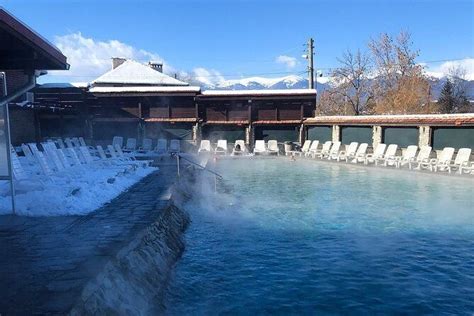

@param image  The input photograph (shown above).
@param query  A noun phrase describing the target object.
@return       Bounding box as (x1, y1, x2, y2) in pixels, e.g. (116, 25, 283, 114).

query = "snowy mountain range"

(195, 74, 474, 101)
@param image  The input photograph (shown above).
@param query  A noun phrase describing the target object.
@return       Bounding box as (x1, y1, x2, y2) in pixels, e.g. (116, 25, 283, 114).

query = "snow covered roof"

(200, 89, 317, 97)
(92, 60, 189, 86)
(37, 82, 89, 89)
(89, 86, 201, 94)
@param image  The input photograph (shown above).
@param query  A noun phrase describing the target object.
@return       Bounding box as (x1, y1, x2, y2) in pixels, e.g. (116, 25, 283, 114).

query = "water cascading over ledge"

(69, 202, 190, 315)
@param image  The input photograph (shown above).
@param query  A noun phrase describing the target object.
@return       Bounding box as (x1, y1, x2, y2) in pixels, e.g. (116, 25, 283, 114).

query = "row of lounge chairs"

(198, 139, 280, 156)
(11, 138, 152, 185)
(112, 136, 181, 154)
(294, 140, 473, 174)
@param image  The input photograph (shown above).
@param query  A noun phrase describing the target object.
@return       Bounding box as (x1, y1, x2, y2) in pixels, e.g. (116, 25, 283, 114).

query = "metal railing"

(173, 153, 223, 193)
(173, 153, 223, 179)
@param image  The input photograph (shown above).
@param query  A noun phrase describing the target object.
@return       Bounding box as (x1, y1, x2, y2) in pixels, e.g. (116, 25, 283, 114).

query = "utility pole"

(307, 38, 314, 89)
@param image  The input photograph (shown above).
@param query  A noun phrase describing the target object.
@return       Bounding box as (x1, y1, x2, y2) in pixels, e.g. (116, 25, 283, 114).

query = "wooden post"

(299, 124, 305, 144)
(245, 124, 254, 148)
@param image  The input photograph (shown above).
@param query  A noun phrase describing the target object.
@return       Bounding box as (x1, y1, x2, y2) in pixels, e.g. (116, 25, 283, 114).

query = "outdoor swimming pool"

(165, 158, 474, 314)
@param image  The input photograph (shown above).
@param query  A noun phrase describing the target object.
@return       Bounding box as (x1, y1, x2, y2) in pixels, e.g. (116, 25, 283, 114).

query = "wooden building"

(34, 58, 202, 146)
(197, 89, 316, 145)
(0, 7, 68, 145)
(32, 58, 317, 148)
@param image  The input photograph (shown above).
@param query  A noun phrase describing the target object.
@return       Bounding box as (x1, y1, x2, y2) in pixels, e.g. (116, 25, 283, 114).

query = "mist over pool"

(165, 158, 474, 314)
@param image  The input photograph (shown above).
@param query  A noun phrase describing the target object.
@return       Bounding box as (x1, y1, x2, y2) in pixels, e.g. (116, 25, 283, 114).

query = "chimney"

(148, 61, 163, 73)
(112, 57, 127, 69)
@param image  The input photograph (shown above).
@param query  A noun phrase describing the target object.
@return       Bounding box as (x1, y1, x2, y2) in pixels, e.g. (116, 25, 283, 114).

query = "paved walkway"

(0, 164, 177, 315)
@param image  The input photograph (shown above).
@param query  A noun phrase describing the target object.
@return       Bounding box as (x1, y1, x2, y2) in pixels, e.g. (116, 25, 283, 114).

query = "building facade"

(31, 58, 317, 149)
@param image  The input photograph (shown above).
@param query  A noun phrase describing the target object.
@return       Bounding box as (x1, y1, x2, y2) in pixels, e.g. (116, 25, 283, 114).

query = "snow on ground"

(0, 157, 158, 216)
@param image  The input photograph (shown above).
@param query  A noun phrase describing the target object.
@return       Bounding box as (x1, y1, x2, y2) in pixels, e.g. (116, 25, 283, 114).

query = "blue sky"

(1, 0, 473, 83)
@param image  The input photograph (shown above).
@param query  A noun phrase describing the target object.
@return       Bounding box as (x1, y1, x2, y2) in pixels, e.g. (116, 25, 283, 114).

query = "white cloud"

(275, 55, 298, 69)
(191, 67, 225, 88)
(46, 32, 173, 82)
(423, 58, 474, 80)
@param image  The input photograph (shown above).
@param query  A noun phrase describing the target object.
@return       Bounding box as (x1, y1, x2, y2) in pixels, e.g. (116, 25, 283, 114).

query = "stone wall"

(70, 203, 190, 315)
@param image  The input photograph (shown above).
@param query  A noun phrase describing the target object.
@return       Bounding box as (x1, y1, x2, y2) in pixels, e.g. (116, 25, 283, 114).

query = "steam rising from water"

(166, 158, 474, 314)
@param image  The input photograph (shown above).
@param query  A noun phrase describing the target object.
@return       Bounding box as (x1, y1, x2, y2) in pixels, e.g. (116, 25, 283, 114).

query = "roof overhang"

(304, 114, 474, 127)
(0, 7, 68, 70)
(89, 86, 201, 97)
(144, 118, 197, 123)
(199, 89, 316, 98)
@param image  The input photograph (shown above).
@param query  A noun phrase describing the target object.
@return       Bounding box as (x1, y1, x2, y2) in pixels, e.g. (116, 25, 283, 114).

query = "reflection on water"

(165, 158, 474, 314)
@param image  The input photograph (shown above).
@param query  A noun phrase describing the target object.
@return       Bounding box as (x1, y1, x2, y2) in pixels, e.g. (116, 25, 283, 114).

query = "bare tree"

(445, 66, 471, 112)
(328, 49, 374, 115)
(368, 31, 432, 114)
(317, 90, 346, 115)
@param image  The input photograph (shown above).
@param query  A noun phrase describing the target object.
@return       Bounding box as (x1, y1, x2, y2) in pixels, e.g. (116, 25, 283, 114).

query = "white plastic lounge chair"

(326, 141, 342, 160)
(336, 142, 358, 162)
(408, 146, 432, 170)
(78, 137, 87, 147)
(11, 149, 29, 181)
(141, 138, 153, 152)
(71, 137, 81, 148)
(124, 138, 137, 152)
(420, 147, 455, 172)
(112, 136, 124, 149)
(198, 140, 212, 154)
(115, 145, 135, 160)
(386, 145, 417, 168)
(97, 145, 109, 160)
(64, 138, 74, 148)
(21, 143, 35, 164)
(56, 148, 72, 168)
(169, 139, 181, 153)
(374, 144, 398, 166)
(155, 139, 168, 154)
(232, 140, 247, 155)
(386, 145, 418, 168)
(364, 144, 387, 165)
(9, 147, 45, 191)
(41, 142, 67, 167)
(300, 140, 312, 156)
(64, 148, 82, 167)
(306, 140, 320, 157)
(95, 145, 134, 172)
(288, 140, 311, 157)
(253, 140, 267, 155)
(267, 140, 279, 155)
(438, 148, 471, 173)
(42, 142, 66, 171)
(28, 144, 54, 176)
(460, 161, 474, 175)
(79, 146, 97, 164)
(215, 140, 228, 155)
(313, 141, 332, 159)
(346, 143, 368, 163)
(56, 138, 66, 150)
(108, 145, 143, 168)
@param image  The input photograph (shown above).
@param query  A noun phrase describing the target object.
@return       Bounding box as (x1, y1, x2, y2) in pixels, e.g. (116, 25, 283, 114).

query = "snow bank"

(0, 160, 158, 216)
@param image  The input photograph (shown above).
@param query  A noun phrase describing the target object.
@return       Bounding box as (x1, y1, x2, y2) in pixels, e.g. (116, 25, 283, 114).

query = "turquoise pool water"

(165, 158, 474, 314)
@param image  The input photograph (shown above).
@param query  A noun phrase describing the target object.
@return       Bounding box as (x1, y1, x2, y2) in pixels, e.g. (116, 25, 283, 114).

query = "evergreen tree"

(438, 79, 456, 113)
